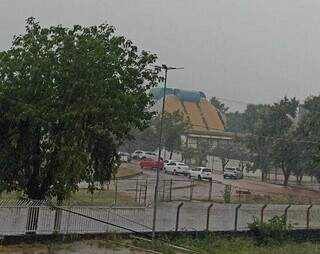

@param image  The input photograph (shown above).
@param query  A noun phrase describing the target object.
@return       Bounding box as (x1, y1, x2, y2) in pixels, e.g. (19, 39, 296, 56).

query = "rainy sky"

(1, 0, 320, 111)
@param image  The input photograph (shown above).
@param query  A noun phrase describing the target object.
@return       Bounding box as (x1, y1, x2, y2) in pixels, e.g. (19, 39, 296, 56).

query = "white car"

(131, 150, 145, 160)
(164, 159, 176, 165)
(223, 167, 244, 179)
(143, 151, 157, 160)
(132, 150, 157, 160)
(189, 167, 213, 180)
(164, 162, 189, 175)
(118, 152, 131, 163)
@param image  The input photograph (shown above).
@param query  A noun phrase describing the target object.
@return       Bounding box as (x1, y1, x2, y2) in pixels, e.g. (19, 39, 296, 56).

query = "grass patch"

(0, 188, 138, 206)
(65, 189, 138, 206)
(133, 235, 320, 254)
(116, 163, 141, 179)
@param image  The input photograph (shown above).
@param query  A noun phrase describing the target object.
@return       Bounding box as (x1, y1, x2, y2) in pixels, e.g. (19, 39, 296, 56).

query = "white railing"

(0, 201, 318, 236)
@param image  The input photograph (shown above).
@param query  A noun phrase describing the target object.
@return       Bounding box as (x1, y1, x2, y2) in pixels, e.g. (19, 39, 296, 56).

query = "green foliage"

(170, 235, 317, 254)
(123, 127, 159, 153)
(210, 96, 229, 113)
(123, 110, 188, 157)
(243, 97, 304, 185)
(226, 104, 269, 133)
(182, 139, 209, 166)
(155, 111, 189, 158)
(223, 184, 232, 203)
(297, 96, 320, 182)
(248, 215, 290, 245)
(0, 18, 158, 200)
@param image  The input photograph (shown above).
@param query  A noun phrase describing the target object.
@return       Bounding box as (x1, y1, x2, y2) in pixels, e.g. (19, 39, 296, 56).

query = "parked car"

(132, 150, 157, 160)
(118, 152, 131, 163)
(223, 167, 244, 179)
(189, 167, 213, 180)
(142, 151, 157, 160)
(164, 159, 176, 165)
(164, 161, 189, 175)
(140, 158, 164, 170)
(131, 150, 145, 160)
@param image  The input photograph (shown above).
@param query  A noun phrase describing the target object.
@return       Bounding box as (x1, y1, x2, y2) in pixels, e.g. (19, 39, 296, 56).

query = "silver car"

(223, 167, 244, 179)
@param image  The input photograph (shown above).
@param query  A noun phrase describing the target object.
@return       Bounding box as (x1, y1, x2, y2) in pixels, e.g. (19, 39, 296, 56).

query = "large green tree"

(244, 97, 300, 185)
(0, 18, 158, 200)
(296, 96, 320, 183)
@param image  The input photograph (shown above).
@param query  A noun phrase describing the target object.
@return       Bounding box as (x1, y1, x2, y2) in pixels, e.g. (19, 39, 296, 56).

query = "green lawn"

(116, 163, 141, 179)
(0, 188, 138, 206)
(66, 188, 138, 206)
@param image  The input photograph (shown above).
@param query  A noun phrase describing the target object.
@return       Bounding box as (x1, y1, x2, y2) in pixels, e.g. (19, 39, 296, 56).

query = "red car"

(140, 158, 164, 170)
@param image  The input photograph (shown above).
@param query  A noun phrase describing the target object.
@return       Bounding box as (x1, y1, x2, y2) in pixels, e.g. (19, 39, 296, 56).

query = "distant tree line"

(213, 96, 320, 186)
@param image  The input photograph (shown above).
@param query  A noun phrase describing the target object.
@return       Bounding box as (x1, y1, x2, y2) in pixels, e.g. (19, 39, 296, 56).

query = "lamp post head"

(162, 64, 168, 70)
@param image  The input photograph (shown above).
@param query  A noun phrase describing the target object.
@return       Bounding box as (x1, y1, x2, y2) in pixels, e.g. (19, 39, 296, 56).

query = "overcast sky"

(1, 0, 320, 111)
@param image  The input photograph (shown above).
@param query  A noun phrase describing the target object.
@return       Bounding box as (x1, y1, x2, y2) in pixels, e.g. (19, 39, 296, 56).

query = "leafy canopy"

(0, 18, 158, 200)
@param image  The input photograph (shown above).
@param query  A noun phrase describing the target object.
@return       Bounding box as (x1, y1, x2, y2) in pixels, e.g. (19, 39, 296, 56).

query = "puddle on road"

(0, 240, 147, 254)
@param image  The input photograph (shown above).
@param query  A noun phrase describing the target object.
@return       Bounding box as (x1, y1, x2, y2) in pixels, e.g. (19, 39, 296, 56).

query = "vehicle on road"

(164, 159, 176, 165)
(132, 150, 157, 160)
(132, 150, 145, 160)
(189, 167, 213, 180)
(164, 161, 189, 175)
(140, 158, 164, 170)
(119, 152, 131, 163)
(223, 167, 244, 179)
(143, 151, 157, 160)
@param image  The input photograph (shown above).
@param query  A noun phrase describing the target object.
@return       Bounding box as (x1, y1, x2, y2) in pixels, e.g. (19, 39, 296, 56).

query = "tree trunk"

(282, 171, 290, 186)
(261, 172, 267, 182)
(169, 150, 173, 159)
(221, 158, 229, 173)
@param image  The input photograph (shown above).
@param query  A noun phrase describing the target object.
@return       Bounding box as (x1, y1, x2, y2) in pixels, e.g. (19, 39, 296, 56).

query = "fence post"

(169, 179, 173, 202)
(284, 204, 291, 224)
(138, 185, 142, 204)
(208, 179, 213, 201)
(114, 179, 118, 205)
(206, 203, 214, 231)
(66, 206, 71, 235)
(234, 204, 242, 232)
(53, 207, 62, 233)
(175, 202, 184, 232)
(260, 204, 268, 223)
(144, 179, 148, 206)
(162, 180, 166, 201)
(135, 179, 139, 202)
(190, 180, 194, 201)
(307, 204, 313, 229)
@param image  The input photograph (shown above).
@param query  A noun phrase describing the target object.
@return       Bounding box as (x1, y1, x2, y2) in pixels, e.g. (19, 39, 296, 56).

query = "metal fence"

(102, 177, 311, 206)
(0, 200, 319, 236)
(100, 177, 259, 205)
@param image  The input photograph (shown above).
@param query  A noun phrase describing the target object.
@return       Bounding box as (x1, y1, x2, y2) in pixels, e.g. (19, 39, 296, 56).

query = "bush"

(248, 215, 291, 245)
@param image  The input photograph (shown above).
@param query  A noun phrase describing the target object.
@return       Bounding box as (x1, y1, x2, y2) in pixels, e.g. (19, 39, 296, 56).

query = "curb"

(116, 171, 143, 180)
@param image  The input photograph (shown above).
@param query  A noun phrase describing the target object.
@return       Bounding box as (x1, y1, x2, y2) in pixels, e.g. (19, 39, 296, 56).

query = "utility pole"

(152, 64, 183, 239)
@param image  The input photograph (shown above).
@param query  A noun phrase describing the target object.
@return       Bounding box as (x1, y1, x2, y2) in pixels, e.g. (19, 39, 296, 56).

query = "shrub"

(248, 215, 291, 245)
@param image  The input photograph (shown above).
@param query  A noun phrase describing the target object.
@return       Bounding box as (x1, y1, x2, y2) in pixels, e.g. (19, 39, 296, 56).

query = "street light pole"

(151, 64, 183, 239)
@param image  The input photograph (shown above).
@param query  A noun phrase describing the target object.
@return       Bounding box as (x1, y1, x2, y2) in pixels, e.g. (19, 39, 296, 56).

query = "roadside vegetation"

(133, 236, 320, 254)
(2, 235, 319, 254)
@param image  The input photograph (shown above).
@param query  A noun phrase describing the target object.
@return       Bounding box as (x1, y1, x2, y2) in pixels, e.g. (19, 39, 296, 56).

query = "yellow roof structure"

(162, 95, 225, 133)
